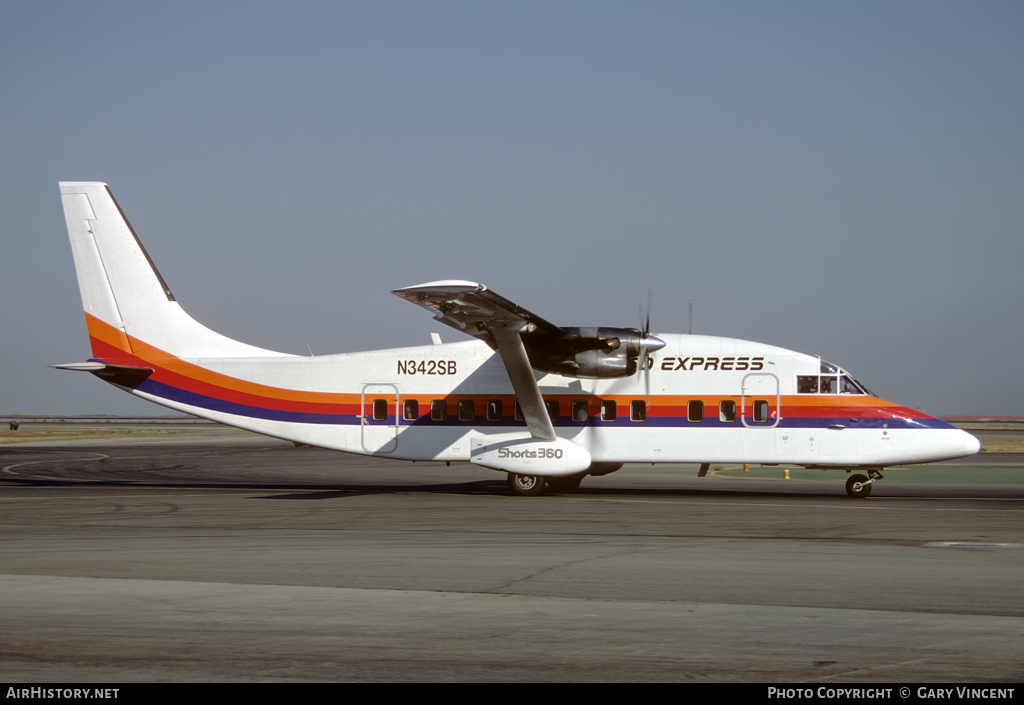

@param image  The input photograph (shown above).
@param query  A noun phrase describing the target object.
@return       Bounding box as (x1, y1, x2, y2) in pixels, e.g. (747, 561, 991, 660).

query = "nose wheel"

(507, 473, 546, 496)
(845, 469, 883, 499)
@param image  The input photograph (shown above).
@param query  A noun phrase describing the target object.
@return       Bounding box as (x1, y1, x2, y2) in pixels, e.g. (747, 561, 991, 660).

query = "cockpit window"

(820, 360, 839, 374)
(841, 376, 865, 394)
(855, 380, 877, 397)
(797, 376, 818, 394)
(798, 371, 873, 395)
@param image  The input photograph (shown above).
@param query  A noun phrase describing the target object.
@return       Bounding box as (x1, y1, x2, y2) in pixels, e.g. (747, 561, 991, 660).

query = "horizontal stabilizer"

(51, 361, 153, 389)
(51, 362, 111, 372)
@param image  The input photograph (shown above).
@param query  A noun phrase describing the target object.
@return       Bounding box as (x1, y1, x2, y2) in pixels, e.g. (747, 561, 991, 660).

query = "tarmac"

(1, 426, 1022, 682)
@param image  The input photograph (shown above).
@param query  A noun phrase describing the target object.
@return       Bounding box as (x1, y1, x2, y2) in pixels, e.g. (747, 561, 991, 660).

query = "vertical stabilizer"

(59, 182, 286, 359)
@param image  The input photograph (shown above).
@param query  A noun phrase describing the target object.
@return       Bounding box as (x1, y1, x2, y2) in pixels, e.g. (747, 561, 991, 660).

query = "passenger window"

(571, 400, 588, 423)
(797, 376, 818, 394)
(753, 400, 769, 423)
(819, 376, 837, 394)
(458, 399, 475, 421)
(687, 400, 704, 423)
(403, 399, 418, 420)
(545, 400, 559, 421)
(630, 400, 646, 422)
(486, 399, 502, 421)
(372, 399, 388, 421)
(600, 400, 616, 422)
(514, 401, 524, 422)
(719, 400, 736, 423)
(430, 400, 447, 421)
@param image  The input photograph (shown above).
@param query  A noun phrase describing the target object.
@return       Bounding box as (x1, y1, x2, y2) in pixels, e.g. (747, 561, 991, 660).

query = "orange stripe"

(88, 314, 355, 404)
(83, 315, 917, 417)
(85, 313, 132, 355)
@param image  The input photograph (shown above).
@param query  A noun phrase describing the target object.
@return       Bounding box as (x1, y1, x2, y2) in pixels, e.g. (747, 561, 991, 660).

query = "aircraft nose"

(961, 431, 981, 456)
(643, 335, 666, 353)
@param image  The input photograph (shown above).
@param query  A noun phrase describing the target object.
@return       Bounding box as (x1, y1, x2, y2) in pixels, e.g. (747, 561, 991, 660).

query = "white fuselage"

(128, 334, 977, 469)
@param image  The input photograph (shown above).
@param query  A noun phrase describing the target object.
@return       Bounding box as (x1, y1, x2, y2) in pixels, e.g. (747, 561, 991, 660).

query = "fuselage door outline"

(741, 373, 781, 429)
(360, 383, 399, 454)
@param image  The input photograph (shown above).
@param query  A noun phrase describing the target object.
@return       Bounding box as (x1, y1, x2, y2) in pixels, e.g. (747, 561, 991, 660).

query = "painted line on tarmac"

(2, 452, 111, 479)
(924, 542, 1022, 548)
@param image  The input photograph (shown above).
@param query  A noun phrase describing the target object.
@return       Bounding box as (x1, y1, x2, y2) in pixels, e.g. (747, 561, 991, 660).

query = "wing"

(393, 281, 560, 441)
(392, 280, 563, 347)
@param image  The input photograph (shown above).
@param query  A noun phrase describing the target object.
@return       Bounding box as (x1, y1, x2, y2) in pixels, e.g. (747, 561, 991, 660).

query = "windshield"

(841, 376, 864, 394)
(799, 366, 876, 396)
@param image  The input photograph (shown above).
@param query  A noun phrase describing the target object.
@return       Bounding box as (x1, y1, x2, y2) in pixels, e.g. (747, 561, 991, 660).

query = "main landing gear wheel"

(507, 473, 545, 497)
(547, 474, 584, 493)
(846, 473, 872, 499)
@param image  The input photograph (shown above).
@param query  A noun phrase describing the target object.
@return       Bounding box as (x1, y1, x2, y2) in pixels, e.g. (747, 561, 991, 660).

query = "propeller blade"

(636, 288, 661, 402)
(645, 288, 652, 336)
(643, 347, 651, 402)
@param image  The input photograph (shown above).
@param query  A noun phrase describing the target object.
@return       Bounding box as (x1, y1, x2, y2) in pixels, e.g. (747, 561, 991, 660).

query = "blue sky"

(1, 1, 1021, 416)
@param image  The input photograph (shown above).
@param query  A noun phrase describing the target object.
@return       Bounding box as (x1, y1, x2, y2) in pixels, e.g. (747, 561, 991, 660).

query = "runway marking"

(2, 452, 111, 479)
(924, 542, 1021, 548)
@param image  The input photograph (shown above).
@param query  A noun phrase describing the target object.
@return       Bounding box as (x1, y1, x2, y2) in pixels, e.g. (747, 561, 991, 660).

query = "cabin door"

(741, 373, 781, 428)
(360, 383, 399, 454)
(740, 373, 781, 461)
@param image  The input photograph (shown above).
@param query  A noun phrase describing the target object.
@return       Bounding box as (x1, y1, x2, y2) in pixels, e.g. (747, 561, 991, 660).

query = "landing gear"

(845, 468, 883, 499)
(846, 474, 871, 499)
(507, 473, 545, 497)
(547, 474, 584, 493)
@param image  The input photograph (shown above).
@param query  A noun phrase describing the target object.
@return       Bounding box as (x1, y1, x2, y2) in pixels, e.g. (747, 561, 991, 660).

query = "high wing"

(392, 280, 563, 347)
(393, 281, 559, 441)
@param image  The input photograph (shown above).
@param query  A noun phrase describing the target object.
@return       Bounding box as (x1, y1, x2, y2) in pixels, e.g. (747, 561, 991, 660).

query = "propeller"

(637, 289, 666, 402)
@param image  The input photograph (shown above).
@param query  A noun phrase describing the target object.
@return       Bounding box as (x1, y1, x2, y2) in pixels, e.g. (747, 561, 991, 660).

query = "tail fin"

(60, 182, 284, 360)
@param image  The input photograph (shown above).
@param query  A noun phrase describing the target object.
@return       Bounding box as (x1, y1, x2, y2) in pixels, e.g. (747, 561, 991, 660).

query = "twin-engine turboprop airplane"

(55, 182, 980, 498)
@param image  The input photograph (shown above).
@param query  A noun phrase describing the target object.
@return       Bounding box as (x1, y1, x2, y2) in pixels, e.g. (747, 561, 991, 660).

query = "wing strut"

(490, 323, 556, 442)
(391, 280, 559, 441)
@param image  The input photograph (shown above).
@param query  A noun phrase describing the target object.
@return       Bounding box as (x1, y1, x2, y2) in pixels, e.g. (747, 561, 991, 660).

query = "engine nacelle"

(523, 327, 644, 378)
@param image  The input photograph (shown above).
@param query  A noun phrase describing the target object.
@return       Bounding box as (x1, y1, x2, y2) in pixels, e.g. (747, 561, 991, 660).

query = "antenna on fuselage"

(688, 298, 693, 335)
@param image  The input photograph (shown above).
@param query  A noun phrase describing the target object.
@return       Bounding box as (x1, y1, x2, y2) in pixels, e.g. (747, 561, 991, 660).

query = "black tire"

(507, 473, 545, 496)
(846, 473, 872, 499)
(547, 474, 584, 493)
